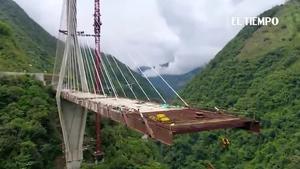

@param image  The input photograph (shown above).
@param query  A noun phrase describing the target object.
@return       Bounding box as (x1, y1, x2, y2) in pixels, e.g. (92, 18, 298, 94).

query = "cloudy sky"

(13, 0, 285, 75)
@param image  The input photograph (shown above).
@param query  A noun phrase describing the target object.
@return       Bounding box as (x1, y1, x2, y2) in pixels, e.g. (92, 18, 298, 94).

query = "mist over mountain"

(137, 62, 202, 100)
(148, 67, 202, 100)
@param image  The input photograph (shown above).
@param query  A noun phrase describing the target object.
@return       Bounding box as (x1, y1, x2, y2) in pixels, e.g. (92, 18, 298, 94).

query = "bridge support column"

(57, 99, 87, 169)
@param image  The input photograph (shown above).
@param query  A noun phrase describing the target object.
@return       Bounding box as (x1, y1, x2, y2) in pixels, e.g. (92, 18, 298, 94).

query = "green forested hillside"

(0, 0, 56, 72)
(0, 76, 166, 169)
(167, 1, 300, 168)
(0, 76, 61, 168)
(82, 119, 168, 169)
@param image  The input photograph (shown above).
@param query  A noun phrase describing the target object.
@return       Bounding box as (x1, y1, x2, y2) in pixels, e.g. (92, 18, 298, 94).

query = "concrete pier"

(57, 99, 87, 169)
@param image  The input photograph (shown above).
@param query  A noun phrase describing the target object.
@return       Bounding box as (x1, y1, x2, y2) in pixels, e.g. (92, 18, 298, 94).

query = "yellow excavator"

(149, 113, 171, 123)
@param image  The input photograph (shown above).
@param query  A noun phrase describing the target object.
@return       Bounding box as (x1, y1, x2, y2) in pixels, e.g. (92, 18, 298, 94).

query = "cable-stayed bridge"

(52, 0, 259, 168)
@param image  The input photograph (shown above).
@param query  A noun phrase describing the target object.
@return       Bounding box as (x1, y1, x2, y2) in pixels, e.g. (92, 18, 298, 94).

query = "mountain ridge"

(0, 0, 57, 72)
(148, 67, 202, 100)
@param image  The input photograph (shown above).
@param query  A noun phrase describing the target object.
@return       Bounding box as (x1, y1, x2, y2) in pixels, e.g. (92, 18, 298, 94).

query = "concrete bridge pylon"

(55, 0, 89, 168)
(56, 99, 87, 169)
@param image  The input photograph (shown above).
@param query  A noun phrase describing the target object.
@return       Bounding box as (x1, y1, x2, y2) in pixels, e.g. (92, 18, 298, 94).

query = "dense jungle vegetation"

(0, 76, 61, 168)
(0, 75, 167, 169)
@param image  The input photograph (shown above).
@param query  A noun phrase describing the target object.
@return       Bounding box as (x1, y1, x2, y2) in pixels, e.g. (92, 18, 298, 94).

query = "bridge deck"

(61, 90, 259, 145)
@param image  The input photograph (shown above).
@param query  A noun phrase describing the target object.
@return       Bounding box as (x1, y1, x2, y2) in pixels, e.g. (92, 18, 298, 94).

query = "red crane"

(94, 0, 103, 161)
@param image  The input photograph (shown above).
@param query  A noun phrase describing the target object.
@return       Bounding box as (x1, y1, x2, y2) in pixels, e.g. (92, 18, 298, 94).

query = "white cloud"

(13, 0, 285, 75)
(154, 0, 285, 75)
(13, 0, 63, 35)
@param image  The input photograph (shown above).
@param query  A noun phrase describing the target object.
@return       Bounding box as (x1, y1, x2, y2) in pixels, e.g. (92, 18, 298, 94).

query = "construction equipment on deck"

(61, 91, 260, 145)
